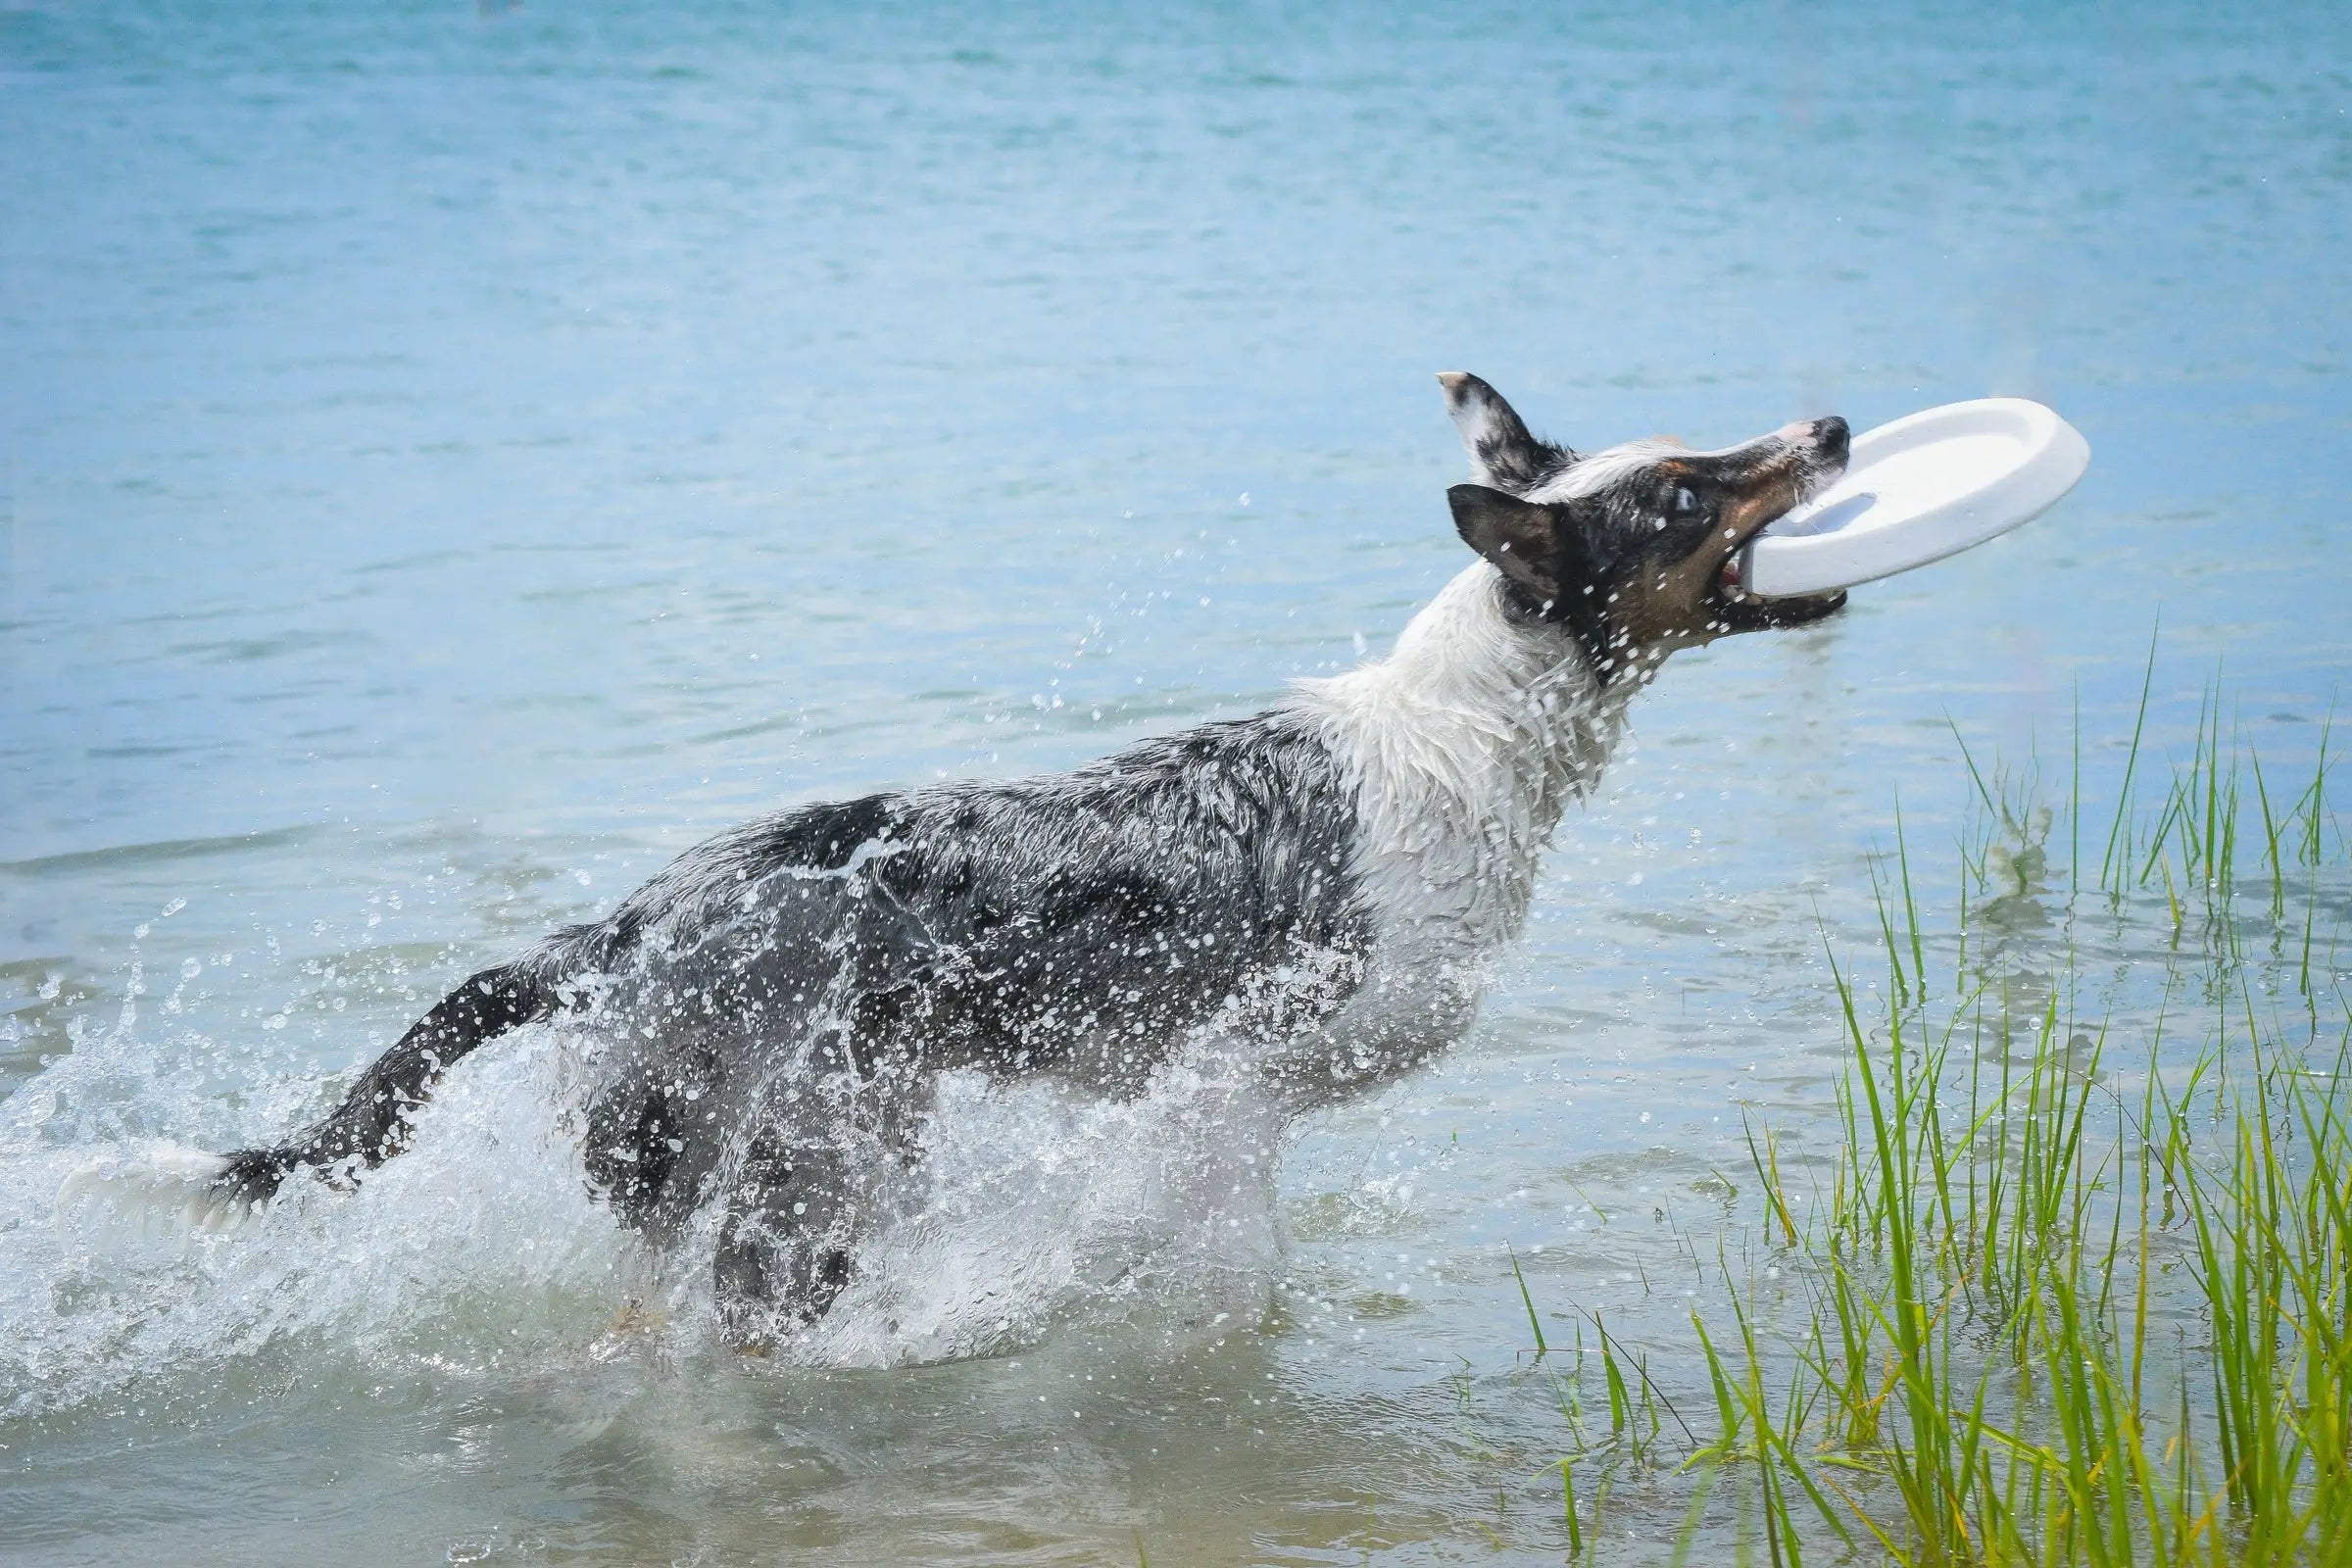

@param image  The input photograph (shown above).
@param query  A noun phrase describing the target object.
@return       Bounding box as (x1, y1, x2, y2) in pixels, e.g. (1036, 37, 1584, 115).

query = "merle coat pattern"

(194, 375, 1850, 1345)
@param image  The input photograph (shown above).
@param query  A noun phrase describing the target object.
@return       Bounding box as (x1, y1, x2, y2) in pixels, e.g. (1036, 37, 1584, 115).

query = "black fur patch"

(545, 711, 1375, 1314)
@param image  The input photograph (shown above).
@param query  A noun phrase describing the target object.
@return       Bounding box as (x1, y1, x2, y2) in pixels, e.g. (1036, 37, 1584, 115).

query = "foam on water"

(2, 983, 1296, 1419)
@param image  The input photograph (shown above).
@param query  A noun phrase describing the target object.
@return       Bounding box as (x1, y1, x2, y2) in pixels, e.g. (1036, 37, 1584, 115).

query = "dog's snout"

(1811, 416, 1850, 460)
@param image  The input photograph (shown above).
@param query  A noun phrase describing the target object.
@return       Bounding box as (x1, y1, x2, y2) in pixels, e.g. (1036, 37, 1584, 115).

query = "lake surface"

(3, 2, 2347, 1561)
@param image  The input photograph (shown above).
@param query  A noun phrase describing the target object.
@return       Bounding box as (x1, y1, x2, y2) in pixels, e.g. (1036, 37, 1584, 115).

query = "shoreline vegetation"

(1520, 661, 2348, 1565)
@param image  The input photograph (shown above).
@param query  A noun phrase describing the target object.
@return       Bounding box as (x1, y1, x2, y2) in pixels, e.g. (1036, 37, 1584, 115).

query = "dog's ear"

(1437, 371, 1558, 491)
(1449, 483, 1570, 605)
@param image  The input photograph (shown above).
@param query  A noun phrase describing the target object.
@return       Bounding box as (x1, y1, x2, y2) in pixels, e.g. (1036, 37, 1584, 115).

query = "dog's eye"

(1672, 486, 1702, 516)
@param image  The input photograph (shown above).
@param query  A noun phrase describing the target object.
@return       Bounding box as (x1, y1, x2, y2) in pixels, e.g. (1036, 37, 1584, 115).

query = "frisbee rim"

(1739, 397, 2090, 598)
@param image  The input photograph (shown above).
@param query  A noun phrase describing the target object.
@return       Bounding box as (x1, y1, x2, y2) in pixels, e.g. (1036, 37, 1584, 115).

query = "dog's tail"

(213, 958, 561, 1204)
(58, 947, 581, 1238)
(55, 1141, 253, 1248)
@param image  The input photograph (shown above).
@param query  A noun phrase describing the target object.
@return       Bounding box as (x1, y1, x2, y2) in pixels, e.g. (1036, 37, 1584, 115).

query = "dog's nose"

(1812, 416, 1850, 460)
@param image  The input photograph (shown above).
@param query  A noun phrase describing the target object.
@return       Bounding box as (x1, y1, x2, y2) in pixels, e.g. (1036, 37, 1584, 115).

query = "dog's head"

(1437, 371, 1850, 681)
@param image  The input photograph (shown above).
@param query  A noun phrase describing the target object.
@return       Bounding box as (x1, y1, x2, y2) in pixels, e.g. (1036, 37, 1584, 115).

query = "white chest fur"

(1298, 564, 1629, 964)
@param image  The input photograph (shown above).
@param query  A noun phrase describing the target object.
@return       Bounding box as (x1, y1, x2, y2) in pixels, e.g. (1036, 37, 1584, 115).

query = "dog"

(128, 374, 1847, 1346)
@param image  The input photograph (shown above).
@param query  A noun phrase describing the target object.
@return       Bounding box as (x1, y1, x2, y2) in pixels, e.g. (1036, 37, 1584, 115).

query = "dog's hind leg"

(706, 1054, 933, 1349)
(710, 1125, 860, 1350)
(209, 960, 559, 1210)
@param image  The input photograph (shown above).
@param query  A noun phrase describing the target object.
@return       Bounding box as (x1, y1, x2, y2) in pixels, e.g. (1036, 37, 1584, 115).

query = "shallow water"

(4, 2, 2349, 1561)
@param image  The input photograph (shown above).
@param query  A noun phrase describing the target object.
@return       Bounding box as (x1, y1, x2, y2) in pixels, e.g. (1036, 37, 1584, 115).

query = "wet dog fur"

(198, 375, 1849, 1347)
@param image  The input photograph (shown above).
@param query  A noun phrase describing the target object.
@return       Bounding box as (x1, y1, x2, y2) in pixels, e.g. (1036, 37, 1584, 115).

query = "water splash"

(3, 1002, 1295, 1419)
(760, 1062, 1289, 1366)
(5, 1016, 639, 1423)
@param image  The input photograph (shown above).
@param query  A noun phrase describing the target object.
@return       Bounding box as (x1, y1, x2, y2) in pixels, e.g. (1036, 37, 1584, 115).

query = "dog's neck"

(1298, 563, 1637, 952)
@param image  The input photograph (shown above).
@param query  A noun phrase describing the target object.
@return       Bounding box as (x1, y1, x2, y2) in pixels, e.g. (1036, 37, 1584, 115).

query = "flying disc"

(1737, 398, 2089, 598)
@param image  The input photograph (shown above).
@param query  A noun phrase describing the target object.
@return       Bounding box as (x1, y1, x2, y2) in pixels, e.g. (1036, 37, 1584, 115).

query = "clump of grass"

(1721, 979, 2352, 1565)
(1537, 672, 2350, 1565)
(1528, 1306, 1703, 1560)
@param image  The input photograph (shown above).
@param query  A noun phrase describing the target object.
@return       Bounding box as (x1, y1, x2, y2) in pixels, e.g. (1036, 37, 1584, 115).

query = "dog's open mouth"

(1708, 450, 1847, 612)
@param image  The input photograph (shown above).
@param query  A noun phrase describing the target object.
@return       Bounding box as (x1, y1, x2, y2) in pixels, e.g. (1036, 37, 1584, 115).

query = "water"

(4, 1, 2348, 1560)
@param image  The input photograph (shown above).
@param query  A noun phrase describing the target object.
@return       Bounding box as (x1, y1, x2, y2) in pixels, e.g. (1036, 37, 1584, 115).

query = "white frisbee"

(1737, 398, 2089, 598)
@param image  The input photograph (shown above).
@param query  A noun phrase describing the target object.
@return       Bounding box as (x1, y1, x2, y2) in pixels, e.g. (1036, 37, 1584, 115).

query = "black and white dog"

(155, 375, 1849, 1345)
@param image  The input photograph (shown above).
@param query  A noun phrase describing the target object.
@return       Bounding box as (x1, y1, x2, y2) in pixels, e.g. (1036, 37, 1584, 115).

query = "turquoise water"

(3, 2, 2347, 1561)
